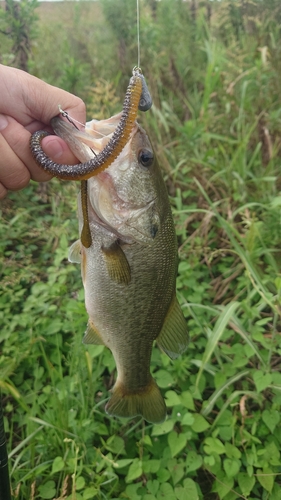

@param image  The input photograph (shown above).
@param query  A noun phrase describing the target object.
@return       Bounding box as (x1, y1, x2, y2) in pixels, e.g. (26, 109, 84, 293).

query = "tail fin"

(105, 378, 166, 424)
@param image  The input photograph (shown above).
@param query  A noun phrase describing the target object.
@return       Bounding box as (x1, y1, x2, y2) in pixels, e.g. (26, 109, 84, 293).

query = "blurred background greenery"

(1, 0, 281, 498)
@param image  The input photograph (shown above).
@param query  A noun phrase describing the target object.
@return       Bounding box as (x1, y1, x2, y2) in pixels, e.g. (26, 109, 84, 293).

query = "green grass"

(1, 0, 281, 499)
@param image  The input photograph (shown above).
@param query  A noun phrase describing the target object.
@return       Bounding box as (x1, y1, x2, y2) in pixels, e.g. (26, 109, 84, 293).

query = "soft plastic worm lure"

(30, 68, 151, 181)
(30, 68, 152, 249)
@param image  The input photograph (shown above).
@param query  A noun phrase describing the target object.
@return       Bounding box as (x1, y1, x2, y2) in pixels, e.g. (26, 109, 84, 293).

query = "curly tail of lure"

(30, 68, 152, 181)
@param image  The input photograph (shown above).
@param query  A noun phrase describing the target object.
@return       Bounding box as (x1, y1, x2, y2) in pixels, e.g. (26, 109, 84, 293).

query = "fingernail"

(43, 137, 64, 160)
(0, 114, 8, 131)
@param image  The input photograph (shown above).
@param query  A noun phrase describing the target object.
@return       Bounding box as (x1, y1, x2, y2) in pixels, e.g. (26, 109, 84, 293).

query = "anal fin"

(83, 319, 105, 345)
(157, 294, 189, 359)
(102, 241, 131, 285)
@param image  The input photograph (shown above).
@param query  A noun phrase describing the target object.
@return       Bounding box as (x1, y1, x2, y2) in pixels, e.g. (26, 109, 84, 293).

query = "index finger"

(0, 65, 86, 127)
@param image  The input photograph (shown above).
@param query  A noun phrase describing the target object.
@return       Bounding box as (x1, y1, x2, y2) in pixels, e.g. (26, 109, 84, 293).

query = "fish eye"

(138, 149, 154, 168)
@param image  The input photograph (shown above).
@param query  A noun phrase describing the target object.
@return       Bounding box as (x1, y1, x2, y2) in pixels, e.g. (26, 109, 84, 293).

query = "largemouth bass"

(30, 70, 189, 423)
(50, 113, 189, 424)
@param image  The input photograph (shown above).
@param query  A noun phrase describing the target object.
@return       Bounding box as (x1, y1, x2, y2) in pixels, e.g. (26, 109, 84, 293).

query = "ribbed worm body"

(30, 69, 144, 180)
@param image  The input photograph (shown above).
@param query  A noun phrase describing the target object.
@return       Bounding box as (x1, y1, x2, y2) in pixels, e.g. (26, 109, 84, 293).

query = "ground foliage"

(1, 0, 281, 499)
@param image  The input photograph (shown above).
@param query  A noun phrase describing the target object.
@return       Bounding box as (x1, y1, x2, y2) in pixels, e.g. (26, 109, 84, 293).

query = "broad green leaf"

(183, 478, 199, 499)
(204, 437, 225, 455)
(181, 412, 195, 426)
(168, 431, 188, 458)
(157, 467, 170, 483)
(87, 345, 104, 358)
(83, 487, 98, 499)
(270, 486, 281, 500)
(191, 413, 210, 433)
(96, 423, 109, 435)
(51, 456, 64, 474)
(105, 435, 125, 454)
(224, 443, 241, 460)
(237, 472, 255, 496)
(196, 301, 239, 386)
(113, 459, 133, 469)
(256, 468, 274, 493)
(253, 371, 272, 392)
(213, 474, 234, 499)
(180, 391, 195, 410)
(143, 460, 161, 473)
(76, 477, 85, 491)
(175, 480, 199, 500)
(186, 451, 203, 473)
(271, 195, 281, 207)
(126, 459, 143, 483)
(175, 486, 188, 500)
(157, 482, 177, 499)
(38, 481, 56, 500)
(155, 369, 175, 388)
(223, 458, 241, 478)
(152, 419, 174, 436)
(165, 390, 182, 407)
(143, 435, 152, 447)
(169, 462, 185, 486)
(264, 441, 281, 466)
(262, 409, 280, 433)
(125, 484, 141, 500)
(146, 479, 159, 496)
(204, 455, 216, 467)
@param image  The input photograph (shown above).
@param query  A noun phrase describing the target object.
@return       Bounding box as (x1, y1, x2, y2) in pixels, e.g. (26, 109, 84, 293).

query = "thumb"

(42, 135, 81, 165)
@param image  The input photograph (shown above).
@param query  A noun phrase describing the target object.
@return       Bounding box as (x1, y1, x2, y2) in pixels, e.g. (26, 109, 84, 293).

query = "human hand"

(0, 64, 86, 199)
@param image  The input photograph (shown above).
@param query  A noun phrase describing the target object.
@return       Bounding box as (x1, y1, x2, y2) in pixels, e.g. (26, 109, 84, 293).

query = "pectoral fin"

(68, 240, 81, 264)
(83, 319, 105, 345)
(102, 242, 131, 285)
(157, 295, 189, 359)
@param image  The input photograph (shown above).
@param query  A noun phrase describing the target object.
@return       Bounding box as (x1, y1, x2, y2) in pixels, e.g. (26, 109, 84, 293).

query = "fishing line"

(136, 0, 141, 68)
(57, 0, 143, 134)
(58, 105, 85, 130)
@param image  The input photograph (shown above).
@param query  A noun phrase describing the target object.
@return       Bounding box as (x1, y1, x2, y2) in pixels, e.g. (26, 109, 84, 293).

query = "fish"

(30, 69, 189, 423)
(50, 112, 189, 424)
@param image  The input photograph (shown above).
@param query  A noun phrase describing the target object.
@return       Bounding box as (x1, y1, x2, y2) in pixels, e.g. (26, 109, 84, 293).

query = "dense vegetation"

(1, 0, 281, 498)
